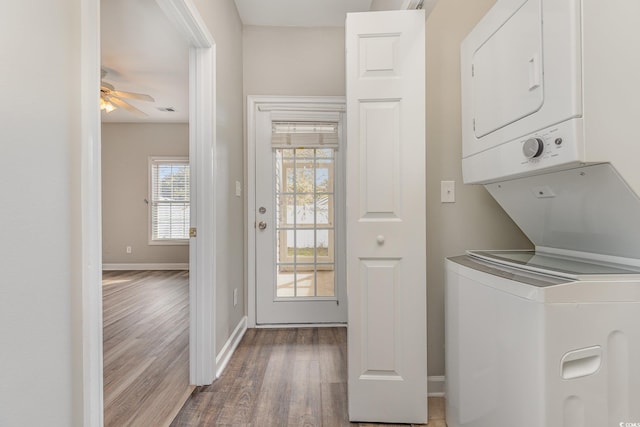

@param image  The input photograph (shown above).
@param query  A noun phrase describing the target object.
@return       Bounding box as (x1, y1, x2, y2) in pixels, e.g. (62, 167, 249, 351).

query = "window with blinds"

(149, 157, 190, 243)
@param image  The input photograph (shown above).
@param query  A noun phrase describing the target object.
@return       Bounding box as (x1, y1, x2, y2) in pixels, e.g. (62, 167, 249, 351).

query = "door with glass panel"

(255, 113, 347, 324)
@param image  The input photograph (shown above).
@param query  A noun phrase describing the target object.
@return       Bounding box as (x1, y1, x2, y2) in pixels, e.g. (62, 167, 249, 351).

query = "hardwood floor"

(171, 328, 446, 427)
(103, 270, 192, 427)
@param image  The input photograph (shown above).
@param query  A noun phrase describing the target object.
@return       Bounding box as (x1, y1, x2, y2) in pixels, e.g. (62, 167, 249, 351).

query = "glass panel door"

(275, 148, 336, 298)
(253, 102, 347, 325)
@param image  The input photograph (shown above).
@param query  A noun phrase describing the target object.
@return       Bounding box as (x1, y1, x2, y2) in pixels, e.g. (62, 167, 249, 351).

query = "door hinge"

(471, 64, 475, 77)
(472, 119, 476, 131)
(189, 227, 197, 238)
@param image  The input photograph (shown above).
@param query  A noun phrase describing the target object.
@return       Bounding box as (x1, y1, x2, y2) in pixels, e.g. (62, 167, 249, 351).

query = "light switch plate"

(441, 180, 455, 203)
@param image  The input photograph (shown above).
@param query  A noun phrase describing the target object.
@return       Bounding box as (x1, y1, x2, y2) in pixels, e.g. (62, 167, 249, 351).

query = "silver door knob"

(258, 221, 267, 230)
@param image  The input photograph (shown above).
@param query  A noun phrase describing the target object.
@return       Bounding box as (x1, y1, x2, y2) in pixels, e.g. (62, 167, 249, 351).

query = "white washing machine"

(445, 250, 640, 427)
(451, 0, 640, 425)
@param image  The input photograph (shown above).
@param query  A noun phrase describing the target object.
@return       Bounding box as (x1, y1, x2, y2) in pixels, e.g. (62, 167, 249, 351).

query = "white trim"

(184, 16, 217, 385)
(155, 0, 217, 387)
(246, 98, 257, 327)
(81, 0, 103, 424)
(428, 376, 445, 397)
(148, 240, 190, 246)
(215, 316, 248, 378)
(246, 96, 347, 327)
(258, 104, 346, 112)
(102, 263, 189, 271)
(255, 323, 347, 329)
(155, 0, 214, 47)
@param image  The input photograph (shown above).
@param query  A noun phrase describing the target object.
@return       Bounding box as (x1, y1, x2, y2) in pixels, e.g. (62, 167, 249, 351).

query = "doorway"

(80, 0, 217, 424)
(248, 96, 347, 325)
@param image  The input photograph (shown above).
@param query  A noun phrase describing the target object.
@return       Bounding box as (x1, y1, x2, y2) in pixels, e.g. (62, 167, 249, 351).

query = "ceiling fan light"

(100, 97, 116, 113)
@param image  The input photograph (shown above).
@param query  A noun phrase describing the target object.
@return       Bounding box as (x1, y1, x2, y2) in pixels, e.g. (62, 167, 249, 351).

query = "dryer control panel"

(462, 119, 583, 184)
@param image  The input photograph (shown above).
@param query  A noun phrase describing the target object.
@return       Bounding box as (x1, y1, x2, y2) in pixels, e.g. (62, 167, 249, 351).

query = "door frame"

(80, 0, 217, 424)
(246, 96, 346, 327)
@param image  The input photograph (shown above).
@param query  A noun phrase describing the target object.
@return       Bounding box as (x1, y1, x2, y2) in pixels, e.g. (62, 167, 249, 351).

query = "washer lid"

(485, 163, 640, 261)
(468, 249, 640, 280)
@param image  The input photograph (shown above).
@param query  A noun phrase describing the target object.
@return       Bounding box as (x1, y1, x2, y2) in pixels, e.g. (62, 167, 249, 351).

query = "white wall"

(0, 0, 81, 425)
(425, 0, 532, 376)
(192, 0, 246, 354)
(102, 123, 189, 265)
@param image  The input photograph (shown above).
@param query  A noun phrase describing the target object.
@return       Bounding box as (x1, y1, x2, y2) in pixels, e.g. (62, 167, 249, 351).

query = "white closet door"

(346, 10, 427, 424)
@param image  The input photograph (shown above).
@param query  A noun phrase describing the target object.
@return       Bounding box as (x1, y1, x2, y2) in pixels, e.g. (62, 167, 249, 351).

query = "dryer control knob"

(523, 138, 544, 159)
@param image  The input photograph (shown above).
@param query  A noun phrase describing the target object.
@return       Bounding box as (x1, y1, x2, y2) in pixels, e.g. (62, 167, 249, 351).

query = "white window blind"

(271, 121, 339, 148)
(149, 158, 190, 242)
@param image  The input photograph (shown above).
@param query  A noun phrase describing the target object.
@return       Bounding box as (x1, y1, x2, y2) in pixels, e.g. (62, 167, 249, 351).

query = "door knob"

(376, 235, 385, 245)
(258, 221, 267, 230)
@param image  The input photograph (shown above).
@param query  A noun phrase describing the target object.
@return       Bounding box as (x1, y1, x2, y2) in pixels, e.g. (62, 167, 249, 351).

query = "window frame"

(276, 149, 336, 267)
(148, 156, 190, 246)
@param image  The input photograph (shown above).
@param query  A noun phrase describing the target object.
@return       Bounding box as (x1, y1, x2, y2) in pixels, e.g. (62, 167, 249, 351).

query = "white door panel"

(346, 10, 427, 424)
(473, 0, 544, 138)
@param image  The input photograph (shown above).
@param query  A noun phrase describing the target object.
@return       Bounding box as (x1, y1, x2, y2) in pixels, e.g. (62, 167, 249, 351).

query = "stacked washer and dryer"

(446, 0, 640, 426)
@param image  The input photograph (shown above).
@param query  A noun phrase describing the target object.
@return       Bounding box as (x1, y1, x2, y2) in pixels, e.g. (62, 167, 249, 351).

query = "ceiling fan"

(100, 69, 155, 117)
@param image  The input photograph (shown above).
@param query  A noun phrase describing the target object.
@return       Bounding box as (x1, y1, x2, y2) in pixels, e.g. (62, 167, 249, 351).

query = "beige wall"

(101, 123, 189, 265)
(425, 0, 533, 376)
(192, 0, 246, 355)
(243, 25, 346, 97)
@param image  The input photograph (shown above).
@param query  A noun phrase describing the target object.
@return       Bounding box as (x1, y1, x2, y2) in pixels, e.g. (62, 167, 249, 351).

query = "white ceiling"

(101, 0, 423, 123)
(101, 0, 189, 123)
(234, 0, 373, 27)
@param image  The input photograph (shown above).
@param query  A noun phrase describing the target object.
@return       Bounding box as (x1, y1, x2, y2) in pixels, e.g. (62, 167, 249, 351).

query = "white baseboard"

(215, 316, 248, 378)
(102, 263, 189, 271)
(255, 323, 347, 328)
(428, 375, 445, 397)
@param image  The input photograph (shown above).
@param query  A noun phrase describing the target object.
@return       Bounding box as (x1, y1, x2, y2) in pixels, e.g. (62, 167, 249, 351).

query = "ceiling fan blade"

(109, 97, 148, 118)
(111, 90, 154, 102)
(101, 82, 115, 92)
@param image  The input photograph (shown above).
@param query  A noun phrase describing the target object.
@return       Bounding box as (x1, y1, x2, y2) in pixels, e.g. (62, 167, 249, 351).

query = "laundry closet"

(446, 0, 640, 425)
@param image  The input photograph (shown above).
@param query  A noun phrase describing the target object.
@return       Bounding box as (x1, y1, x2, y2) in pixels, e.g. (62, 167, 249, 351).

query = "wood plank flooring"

(103, 270, 192, 427)
(171, 328, 446, 427)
